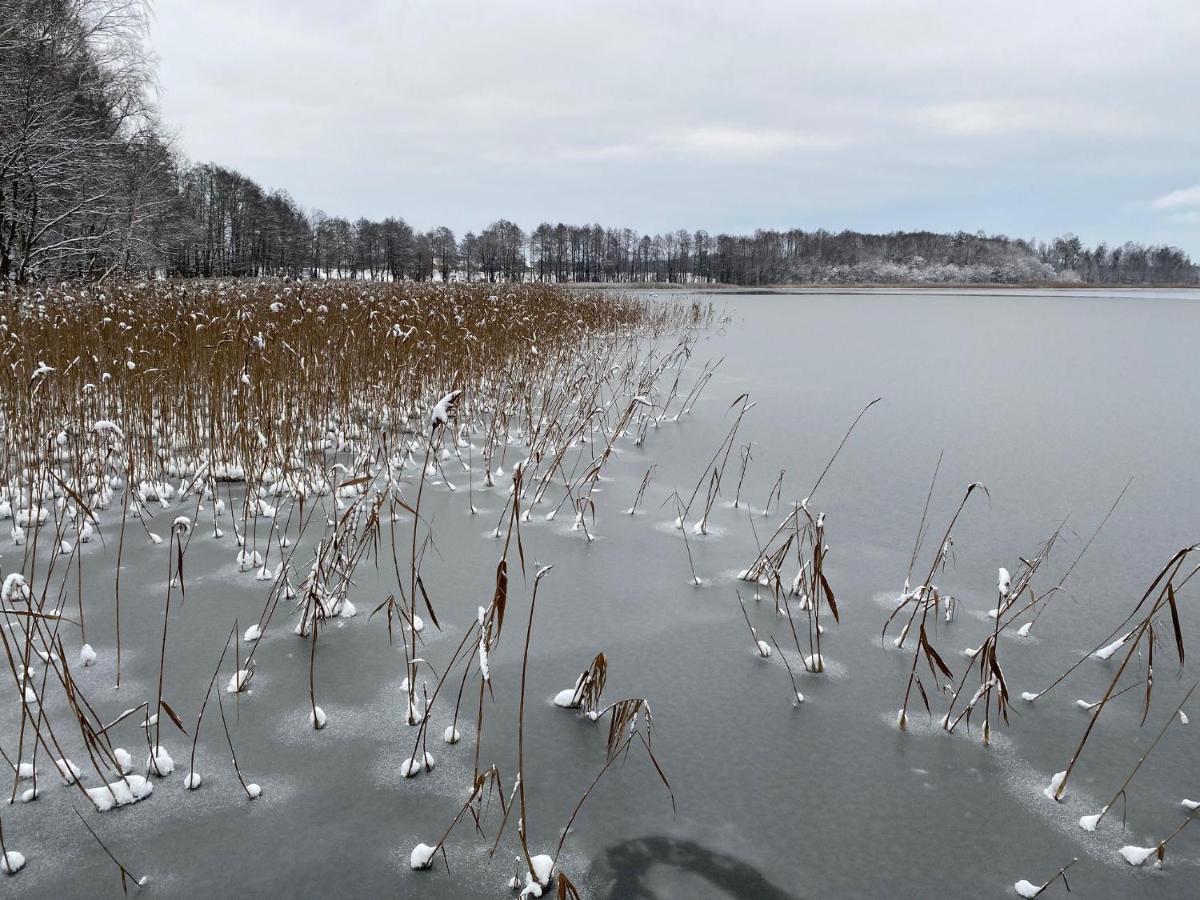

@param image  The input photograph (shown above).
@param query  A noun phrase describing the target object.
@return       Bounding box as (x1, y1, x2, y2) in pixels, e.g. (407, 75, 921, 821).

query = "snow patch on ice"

(409, 842, 436, 870)
(146, 745, 174, 776)
(87, 775, 152, 812)
(1094, 634, 1130, 661)
(1043, 771, 1067, 801)
(1, 851, 25, 875)
(1118, 845, 1159, 867)
(520, 853, 554, 898)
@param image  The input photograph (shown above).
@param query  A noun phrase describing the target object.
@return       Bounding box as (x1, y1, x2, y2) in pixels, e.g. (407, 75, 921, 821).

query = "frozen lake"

(6, 287, 1200, 898)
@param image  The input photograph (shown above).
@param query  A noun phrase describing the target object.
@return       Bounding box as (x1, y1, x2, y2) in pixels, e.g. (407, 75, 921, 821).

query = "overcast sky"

(152, 0, 1200, 253)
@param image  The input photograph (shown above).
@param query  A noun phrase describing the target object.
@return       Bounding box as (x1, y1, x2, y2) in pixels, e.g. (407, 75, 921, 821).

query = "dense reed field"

(0, 279, 711, 894)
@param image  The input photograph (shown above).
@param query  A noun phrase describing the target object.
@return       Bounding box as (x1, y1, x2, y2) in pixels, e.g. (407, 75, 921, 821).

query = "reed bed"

(0, 278, 705, 893)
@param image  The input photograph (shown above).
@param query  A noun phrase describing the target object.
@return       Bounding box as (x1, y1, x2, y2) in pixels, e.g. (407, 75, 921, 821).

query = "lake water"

(7, 288, 1200, 898)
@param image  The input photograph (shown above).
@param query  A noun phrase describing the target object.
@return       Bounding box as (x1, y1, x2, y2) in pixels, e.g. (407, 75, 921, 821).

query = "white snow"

(244, 624, 262, 642)
(1118, 845, 1159, 867)
(246, 783, 262, 799)
(443, 725, 460, 744)
(92, 419, 124, 439)
(146, 745, 174, 776)
(2, 573, 29, 602)
(236, 549, 262, 570)
(79, 643, 97, 666)
(310, 706, 327, 729)
(1013, 880, 1042, 898)
(55, 758, 82, 784)
(1079, 807, 1106, 831)
(755, 639, 772, 658)
(553, 688, 581, 709)
(401, 752, 435, 778)
(184, 772, 202, 790)
(226, 669, 252, 693)
(1017, 622, 1033, 637)
(1, 851, 25, 875)
(478, 635, 491, 682)
(86, 775, 153, 812)
(520, 854, 554, 898)
(405, 693, 426, 725)
(409, 843, 436, 870)
(1095, 633, 1130, 661)
(431, 389, 462, 427)
(998, 567, 1011, 596)
(1181, 798, 1199, 811)
(113, 748, 132, 774)
(1021, 691, 1040, 702)
(1043, 770, 1067, 801)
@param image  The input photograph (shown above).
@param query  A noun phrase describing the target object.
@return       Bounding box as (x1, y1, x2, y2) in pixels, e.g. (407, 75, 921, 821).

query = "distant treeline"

(2, 0, 1196, 286)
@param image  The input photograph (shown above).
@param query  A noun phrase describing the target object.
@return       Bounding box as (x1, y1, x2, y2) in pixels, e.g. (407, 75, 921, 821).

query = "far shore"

(583, 281, 1200, 293)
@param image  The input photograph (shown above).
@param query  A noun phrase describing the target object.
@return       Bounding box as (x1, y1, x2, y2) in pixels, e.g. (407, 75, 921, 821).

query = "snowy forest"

(2, 0, 1198, 287)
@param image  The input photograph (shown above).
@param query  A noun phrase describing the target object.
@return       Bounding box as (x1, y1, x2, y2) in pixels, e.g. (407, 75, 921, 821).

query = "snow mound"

(409, 843, 436, 870)
(147, 745, 174, 776)
(1, 851, 25, 875)
(226, 669, 252, 693)
(1042, 770, 1066, 801)
(87, 775, 152, 812)
(553, 688, 580, 709)
(1095, 634, 1129, 661)
(113, 748, 133, 774)
(520, 854, 554, 898)
(401, 752, 435, 778)
(55, 758, 82, 784)
(1118, 845, 1159, 867)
